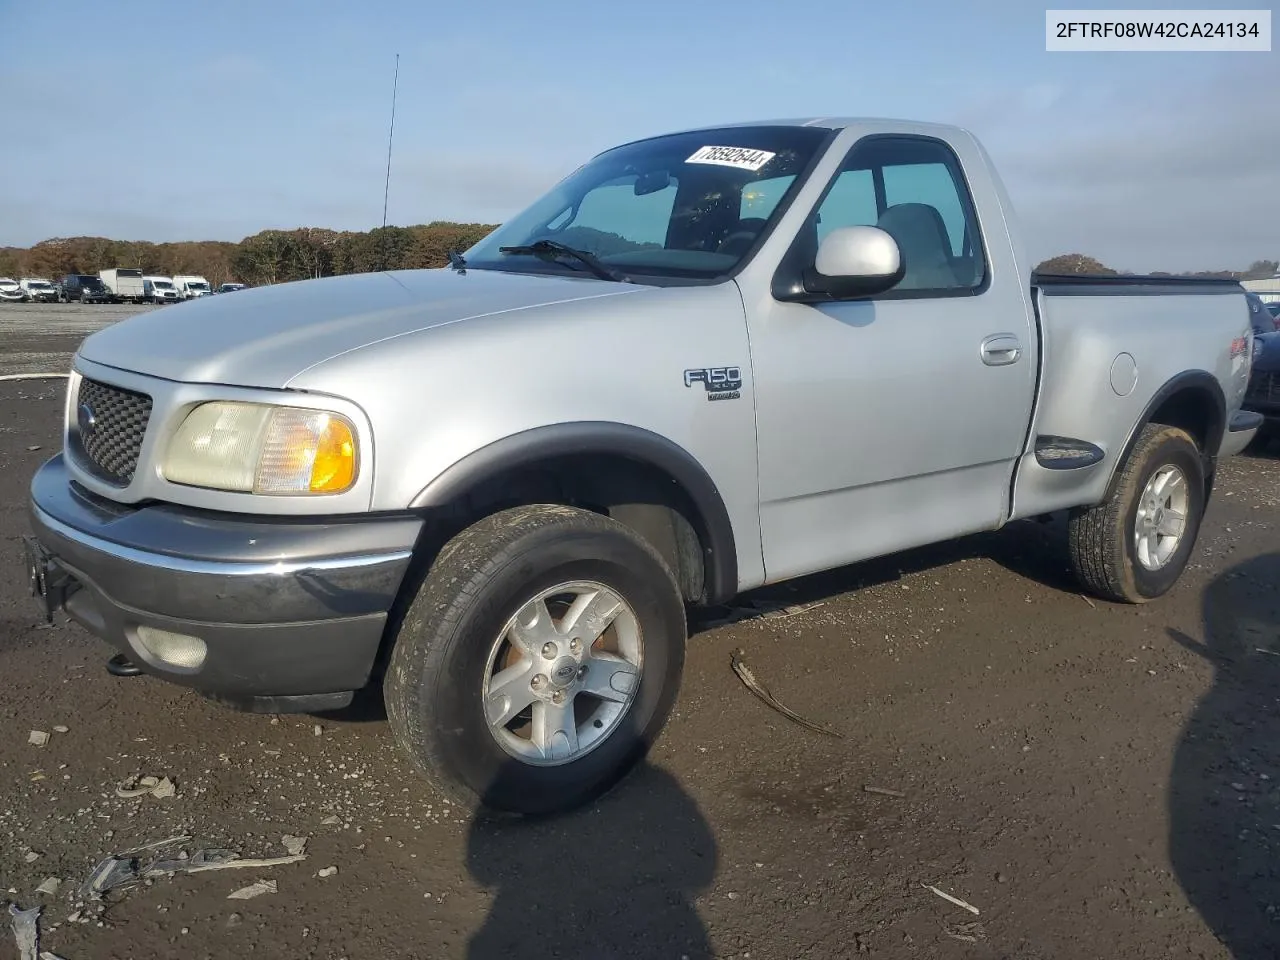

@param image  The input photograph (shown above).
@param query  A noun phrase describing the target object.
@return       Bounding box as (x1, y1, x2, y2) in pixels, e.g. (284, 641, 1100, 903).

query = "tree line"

(2, 231, 1275, 288)
(0, 222, 497, 289)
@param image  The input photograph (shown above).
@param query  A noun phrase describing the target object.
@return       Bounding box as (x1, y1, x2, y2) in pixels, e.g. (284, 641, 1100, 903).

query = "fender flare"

(410, 421, 739, 604)
(1103, 370, 1225, 500)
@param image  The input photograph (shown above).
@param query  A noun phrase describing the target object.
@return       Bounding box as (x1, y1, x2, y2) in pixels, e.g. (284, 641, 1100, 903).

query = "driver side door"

(747, 134, 1037, 584)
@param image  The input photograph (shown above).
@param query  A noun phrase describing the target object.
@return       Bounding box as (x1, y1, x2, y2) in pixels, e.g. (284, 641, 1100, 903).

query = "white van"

(173, 275, 212, 299)
(19, 278, 58, 302)
(143, 276, 180, 303)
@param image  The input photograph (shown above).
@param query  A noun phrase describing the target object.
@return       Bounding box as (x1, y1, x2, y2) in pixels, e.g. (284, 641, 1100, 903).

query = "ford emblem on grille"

(77, 402, 97, 439)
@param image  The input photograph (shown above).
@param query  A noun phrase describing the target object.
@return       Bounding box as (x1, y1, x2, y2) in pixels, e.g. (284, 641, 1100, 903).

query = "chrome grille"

(71, 378, 153, 485)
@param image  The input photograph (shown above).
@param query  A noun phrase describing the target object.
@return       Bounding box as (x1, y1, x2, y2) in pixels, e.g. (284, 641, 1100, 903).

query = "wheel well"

(414, 453, 713, 605)
(1147, 387, 1219, 453)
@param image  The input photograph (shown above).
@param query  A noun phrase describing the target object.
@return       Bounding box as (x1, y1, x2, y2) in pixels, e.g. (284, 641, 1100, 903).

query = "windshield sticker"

(685, 145, 776, 172)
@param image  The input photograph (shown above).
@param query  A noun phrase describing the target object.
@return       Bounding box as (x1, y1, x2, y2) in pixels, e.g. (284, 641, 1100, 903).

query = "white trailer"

(99, 268, 147, 304)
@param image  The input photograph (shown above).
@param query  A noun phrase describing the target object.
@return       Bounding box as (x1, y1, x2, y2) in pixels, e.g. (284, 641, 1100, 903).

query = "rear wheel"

(384, 504, 688, 818)
(1067, 423, 1206, 603)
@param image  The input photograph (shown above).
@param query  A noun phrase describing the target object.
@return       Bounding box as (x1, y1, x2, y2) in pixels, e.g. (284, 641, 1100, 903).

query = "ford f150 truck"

(23, 117, 1262, 817)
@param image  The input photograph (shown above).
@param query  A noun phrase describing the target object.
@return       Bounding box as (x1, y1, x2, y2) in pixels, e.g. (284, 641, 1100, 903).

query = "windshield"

(27, 281, 52, 289)
(463, 125, 834, 283)
(116, 269, 143, 277)
(151, 280, 174, 289)
(0, 278, 17, 286)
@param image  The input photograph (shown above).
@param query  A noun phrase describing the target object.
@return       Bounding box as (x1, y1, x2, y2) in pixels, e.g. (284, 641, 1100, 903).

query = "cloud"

(960, 59, 1280, 271)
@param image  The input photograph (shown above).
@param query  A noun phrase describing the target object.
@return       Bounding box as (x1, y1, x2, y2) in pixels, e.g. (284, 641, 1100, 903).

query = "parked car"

(23, 116, 1263, 818)
(57, 274, 112, 303)
(19, 278, 59, 302)
(0, 277, 24, 301)
(173, 275, 212, 299)
(217, 282, 246, 294)
(1245, 292, 1279, 336)
(1243, 331, 1280, 441)
(144, 276, 180, 304)
(100, 268, 147, 304)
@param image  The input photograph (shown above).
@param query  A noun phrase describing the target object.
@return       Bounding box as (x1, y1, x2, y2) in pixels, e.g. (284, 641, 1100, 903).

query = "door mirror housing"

(806, 226, 904, 299)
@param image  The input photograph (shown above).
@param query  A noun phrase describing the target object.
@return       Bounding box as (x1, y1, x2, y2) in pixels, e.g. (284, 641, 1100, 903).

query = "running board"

(1034, 435, 1105, 470)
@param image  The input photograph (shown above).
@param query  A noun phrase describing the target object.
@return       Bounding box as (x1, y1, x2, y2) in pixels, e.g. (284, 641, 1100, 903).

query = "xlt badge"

(684, 366, 743, 402)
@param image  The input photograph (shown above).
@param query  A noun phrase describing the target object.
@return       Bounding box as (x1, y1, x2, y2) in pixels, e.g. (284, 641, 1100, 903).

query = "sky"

(1, 0, 1276, 271)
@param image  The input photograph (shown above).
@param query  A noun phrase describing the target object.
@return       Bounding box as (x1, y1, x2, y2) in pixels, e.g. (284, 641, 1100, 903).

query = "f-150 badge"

(684, 366, 742, 401)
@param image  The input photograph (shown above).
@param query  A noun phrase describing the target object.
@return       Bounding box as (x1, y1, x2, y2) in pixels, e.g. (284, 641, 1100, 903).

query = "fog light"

(134, 626, 207, 670)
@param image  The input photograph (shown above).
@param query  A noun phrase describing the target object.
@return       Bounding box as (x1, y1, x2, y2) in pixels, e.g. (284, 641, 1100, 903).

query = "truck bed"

(1012, 273, 1250, 521)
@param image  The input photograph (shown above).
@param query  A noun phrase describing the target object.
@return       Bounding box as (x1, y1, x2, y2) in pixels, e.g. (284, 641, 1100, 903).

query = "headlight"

(162, 401, 358, 495)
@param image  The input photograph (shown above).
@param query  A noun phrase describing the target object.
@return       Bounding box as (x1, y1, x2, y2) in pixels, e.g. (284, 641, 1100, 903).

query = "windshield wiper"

(447, 250, 466, 274)
(497, 239, 630, 283)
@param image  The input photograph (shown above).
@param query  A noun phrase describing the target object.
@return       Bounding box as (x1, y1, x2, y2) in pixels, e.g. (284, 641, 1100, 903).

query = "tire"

(384, 504, 688, 818)
(1067, 423, 1206, 603)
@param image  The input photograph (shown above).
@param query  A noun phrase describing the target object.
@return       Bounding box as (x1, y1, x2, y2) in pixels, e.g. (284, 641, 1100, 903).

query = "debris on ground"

(8, 903, 41, 960)
(321, 816, 341, 826)
(704, 599, 826, 628)
(51, 726, 68, 735)
(758, 600, 826, 620)
(24, 852, 41, 864)
(227, 879, 277, 901)
(944, 920, 987, 943)
(922, 883, 981, 915)
(863, 785, 907, 798)
(34, 879, 60, 897)
(317, 867, 338, 878)
(281, 836, 308, 856)
(729, 648, 844, 738)
(79, 837, 309, 901)
(27, 731, 48, 747)
(114, 775, 177, 800)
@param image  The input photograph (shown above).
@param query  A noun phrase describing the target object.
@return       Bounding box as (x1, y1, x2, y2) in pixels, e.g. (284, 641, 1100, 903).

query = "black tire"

(1067, 423, 1206, 604)
(384, 504, 688, 818)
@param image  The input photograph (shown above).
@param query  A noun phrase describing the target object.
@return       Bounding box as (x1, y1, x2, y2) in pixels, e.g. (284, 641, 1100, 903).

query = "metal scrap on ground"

(729, 648, 844, 738)
(8, 904, 41, 960)
(79, 837, 310, 901)
(922, 883, 981, 915)
(227, 879, 278, 900)
(863, 785, 907, 798)
(115, 775, 177, 799)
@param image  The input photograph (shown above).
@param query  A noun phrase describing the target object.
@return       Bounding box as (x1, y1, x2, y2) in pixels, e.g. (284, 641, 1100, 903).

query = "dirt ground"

(1, 302, 1278, 960)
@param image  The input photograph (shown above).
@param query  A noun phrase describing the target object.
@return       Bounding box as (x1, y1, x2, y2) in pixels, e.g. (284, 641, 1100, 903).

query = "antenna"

(381, 53, 399, 231)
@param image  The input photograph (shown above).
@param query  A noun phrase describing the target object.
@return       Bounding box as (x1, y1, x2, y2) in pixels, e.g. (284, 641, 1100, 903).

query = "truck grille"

(71, 378, 153, 485)
(1247, 371, 1280, 403)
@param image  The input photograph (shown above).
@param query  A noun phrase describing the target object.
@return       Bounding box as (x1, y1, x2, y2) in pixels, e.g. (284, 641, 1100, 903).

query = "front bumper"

(25, 454, 422, 712)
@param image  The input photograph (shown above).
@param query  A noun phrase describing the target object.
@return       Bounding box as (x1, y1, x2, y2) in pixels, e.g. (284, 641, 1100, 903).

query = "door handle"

(981, 334, 1022, 366)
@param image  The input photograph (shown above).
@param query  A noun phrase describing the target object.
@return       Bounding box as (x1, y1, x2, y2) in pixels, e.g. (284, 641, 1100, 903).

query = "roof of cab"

(606, 116, 974, 152)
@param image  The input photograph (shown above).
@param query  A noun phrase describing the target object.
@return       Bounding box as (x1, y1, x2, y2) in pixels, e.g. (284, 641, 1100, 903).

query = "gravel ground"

(1, 302, 1278, 959)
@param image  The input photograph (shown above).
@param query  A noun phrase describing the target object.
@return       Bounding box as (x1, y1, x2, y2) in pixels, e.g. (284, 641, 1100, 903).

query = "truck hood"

(76, 267, 643, 388)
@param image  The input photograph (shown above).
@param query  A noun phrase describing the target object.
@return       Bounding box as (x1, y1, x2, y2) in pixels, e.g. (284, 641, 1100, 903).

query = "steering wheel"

(716, 218, 768, 255)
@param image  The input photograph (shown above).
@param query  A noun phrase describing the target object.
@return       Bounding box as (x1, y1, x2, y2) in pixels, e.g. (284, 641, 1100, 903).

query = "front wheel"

(384, 504, 688, 818)
(1067, 423, 1206, 603)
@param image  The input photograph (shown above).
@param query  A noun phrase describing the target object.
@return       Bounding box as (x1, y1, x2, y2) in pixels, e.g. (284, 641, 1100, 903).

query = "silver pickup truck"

(24, 117, 1262, 817)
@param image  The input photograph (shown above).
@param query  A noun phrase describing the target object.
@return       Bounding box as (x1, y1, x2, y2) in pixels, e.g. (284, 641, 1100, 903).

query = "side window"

(814, 169, 877, 243)
(553, 175, 678, 254)
(811, 137, 986, 294)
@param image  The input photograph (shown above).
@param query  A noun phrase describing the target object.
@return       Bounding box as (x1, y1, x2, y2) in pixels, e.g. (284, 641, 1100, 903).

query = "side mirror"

(801, 226, 904, 299)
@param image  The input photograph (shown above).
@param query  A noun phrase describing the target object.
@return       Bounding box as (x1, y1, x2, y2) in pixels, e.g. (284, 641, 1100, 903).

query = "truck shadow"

(689, 515, 1080, 634)
(463, 761, 717, 960)
(1167, 551, 1280, 959)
